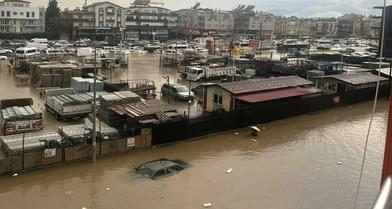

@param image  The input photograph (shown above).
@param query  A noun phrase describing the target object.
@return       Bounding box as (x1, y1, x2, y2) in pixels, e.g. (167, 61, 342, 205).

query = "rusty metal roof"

(109, 99, 177, 119)
(218, 76, 313, 95)
(320, 73, 388, 85)
(235, 87, 321, 103)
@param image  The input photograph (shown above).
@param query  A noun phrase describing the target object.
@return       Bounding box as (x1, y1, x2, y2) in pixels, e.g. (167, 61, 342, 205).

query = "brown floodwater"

(0, 55, 389, 209)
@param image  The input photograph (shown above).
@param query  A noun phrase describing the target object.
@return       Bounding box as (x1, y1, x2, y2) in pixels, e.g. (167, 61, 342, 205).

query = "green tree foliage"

(45, 0, 61, 39)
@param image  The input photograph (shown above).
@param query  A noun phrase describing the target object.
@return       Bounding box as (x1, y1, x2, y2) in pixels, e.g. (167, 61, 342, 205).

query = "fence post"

(22, 133, 25, 170)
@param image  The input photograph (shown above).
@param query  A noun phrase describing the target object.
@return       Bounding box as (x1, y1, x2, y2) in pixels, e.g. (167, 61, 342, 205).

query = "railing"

(372, 176, 392, 209)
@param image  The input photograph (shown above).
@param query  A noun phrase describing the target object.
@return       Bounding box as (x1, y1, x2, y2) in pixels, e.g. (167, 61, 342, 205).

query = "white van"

(15, 47, 40, 58)
(45, 48, 65, 56)
(26, 38, 49, 50)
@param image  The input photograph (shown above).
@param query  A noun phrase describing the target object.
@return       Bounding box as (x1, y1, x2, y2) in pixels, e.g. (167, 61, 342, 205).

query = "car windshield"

(175, 86, 189, 92)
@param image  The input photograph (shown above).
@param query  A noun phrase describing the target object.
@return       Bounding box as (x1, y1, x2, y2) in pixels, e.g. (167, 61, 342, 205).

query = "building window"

(32, 12, 35, 18)
(214, 92, 223, 106)
(1, 11, 4, 17)
(6, 11, 10, 17)
(13, 12, 17, 15)
(26, 12, 29, 17)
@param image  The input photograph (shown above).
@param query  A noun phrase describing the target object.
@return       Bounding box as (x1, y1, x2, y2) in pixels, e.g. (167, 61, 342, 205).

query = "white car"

(0, 48, 13, 55)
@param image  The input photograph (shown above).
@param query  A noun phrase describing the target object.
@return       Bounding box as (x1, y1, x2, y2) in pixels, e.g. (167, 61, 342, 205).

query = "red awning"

(235, 87, 318, 103)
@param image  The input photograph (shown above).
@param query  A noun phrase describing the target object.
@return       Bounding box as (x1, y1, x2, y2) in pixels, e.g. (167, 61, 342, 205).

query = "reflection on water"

(0, 97, 387, 209)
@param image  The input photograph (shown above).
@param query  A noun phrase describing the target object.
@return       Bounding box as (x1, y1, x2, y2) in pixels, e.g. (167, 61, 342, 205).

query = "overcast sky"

(31, 0, 390, 17)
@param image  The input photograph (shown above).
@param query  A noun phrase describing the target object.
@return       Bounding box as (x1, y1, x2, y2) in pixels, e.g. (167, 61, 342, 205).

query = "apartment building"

(63, 1, 125, 41)
(0, 0, 45, 34)
(125, 1, 177, 41)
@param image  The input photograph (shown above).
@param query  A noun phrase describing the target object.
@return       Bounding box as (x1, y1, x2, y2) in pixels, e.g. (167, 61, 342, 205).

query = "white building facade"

(85, 1, 125, 29)
(125, 2, 177, 41)
(0, 0, 45, 34)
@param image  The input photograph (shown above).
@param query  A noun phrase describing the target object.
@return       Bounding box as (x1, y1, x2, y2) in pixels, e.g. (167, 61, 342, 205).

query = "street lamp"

(187, 80, 192, 120)
(162, 75, 170, 103)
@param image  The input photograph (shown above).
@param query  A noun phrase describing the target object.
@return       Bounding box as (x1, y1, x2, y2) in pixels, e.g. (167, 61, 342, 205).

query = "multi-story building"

(203, 10, 234, 34)
(177, 4, 274, 39)
(124, 0, 177, 41)
(62, 7, 95, 40)
(176, 7, 234, 37)
(0, 0, 45, 34)
(62, 1, 125, 41)
(362, 16, 381, 39)
(234, 6, 275, 40)
(285, 17, 300, 37)
(314, 18, 337, 36)
(336, 14, 363, 37)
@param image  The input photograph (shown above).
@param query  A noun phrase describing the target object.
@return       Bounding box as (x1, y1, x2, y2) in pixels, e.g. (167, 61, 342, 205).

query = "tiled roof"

(218, 76, 313, 95)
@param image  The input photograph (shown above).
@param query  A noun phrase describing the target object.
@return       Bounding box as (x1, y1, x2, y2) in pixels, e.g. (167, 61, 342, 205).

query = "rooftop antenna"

(84, 0, 87, 8)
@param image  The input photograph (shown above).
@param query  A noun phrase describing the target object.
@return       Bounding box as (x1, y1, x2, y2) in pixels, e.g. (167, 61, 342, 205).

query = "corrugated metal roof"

(218, 76, 313, 95)
(322, 73, 388, 85)
(235, 87, 320, 103)
(109, 99, 177, 118)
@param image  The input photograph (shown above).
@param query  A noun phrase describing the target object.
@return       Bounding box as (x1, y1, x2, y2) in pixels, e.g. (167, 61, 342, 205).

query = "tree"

(45, 0, 61, 39)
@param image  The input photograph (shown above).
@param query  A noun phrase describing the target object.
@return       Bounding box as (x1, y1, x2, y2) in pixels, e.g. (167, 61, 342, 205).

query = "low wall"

(0, 158, 11, 174)
(64, 144, 90, 162)
(99, 138, 127, 156)
(0, 132, 153, 174)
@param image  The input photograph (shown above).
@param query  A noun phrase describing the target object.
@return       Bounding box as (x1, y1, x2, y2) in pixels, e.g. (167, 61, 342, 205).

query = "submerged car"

(135, 158, 189, 179)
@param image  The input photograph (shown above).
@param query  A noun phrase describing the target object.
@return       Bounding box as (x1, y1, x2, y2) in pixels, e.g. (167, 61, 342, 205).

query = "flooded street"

(0, 98, 388, 209)
(0, 55, 389, 209)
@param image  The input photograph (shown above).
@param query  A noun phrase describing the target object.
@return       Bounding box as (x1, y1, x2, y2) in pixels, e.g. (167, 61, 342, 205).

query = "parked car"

(161, 83, 195, 101)
(135, 158, 189, 179)
(0, 48, 13, 55)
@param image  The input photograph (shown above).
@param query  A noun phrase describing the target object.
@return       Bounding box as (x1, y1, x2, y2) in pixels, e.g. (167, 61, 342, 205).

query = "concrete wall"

(64, 144, 91, 162)
(0, 132, 153, 175)
(6, 149, 63, 172)
(99, 138, 127, 156)
(0, 157, 11, 174)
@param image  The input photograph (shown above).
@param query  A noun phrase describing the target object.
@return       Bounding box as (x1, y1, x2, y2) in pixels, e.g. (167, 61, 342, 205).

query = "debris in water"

(160, 194, 165, 199)
(65, 191, 72, 195)
(203, 202, 212, 208)
(226, 168, 233, 174)
(337, 161, 343, 165)
(250, 139, 257, 142)
(262, 127, 267, 130)
(105, 187, 111, 191)
(234, 132, 239, 135)
(12, 173, 18, 177)
(82, 207, 87, 209)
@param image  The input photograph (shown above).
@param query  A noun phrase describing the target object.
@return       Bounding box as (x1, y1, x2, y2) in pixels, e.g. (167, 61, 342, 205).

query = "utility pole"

(229, 9, 238, 58)
(92, 28, 97, 163)
(218, 9, 221, 34)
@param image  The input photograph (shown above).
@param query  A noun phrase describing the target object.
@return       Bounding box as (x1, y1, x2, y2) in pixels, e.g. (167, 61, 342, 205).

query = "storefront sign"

(44, 148, 56, 158)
